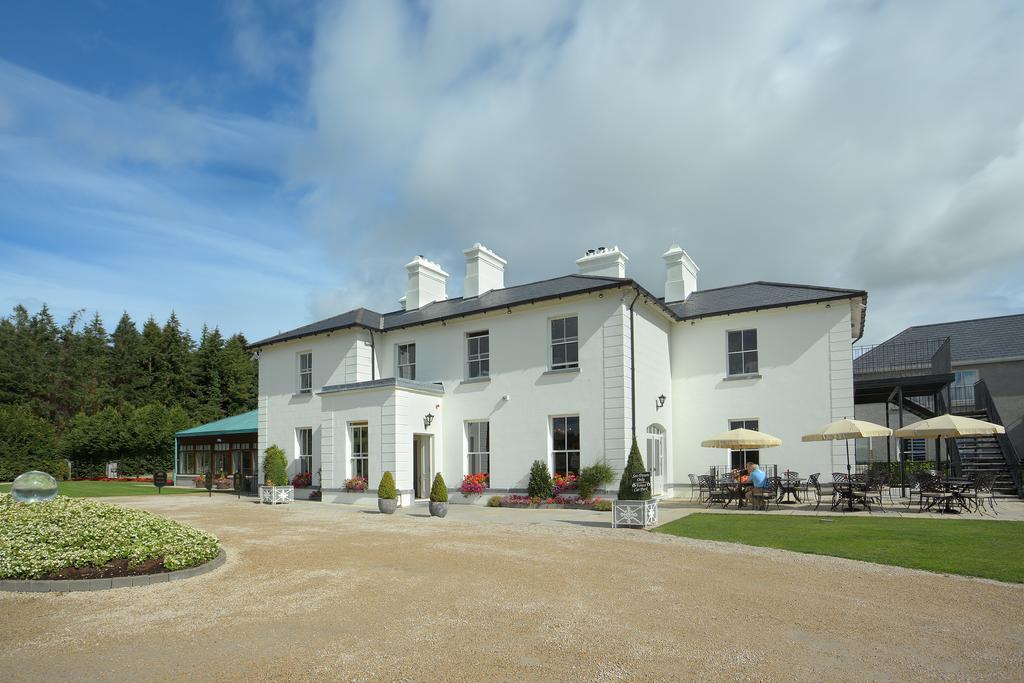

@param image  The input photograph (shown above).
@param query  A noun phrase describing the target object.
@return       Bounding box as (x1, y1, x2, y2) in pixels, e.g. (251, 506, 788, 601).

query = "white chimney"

(463, 243, 506, 298)
(663, 244, 699, 302)
(404, 256, 449, 310)
(576, 246, 628, 278)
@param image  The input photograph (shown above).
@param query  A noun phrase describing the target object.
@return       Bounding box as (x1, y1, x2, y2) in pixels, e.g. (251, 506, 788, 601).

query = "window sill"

(543, 367, 580, 376)
(723, 373, 762, 382)
(460, 376, 491, 385)
(292, 391, 314, 398)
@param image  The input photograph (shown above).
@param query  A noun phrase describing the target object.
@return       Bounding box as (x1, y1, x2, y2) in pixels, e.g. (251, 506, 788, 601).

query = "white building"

(250, 244, 866, 504)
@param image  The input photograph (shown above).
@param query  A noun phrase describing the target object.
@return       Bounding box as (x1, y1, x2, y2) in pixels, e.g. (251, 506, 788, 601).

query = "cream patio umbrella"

(894, 414, 1005, 473)
(802, 418, 893, 512)
(701, 428, 782, 478)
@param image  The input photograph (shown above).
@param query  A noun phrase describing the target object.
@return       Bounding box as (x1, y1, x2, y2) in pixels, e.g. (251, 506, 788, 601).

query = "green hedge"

(263, 445, 288, 486)
(617, 437, 650, 501)
(0, 405, 68, 482)
(527, 460, 554, 499)
(430, 473, 448, 502)
(378, 471, 397, 499)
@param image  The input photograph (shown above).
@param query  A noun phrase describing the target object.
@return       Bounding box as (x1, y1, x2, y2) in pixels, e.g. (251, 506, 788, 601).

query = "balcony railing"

(853, 337, 951, 379)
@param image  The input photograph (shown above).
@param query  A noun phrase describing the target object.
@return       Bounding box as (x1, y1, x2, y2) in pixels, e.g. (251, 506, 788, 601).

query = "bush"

(486, 495, 502, 507)
(0, 405, 67, 482)
(527, 460, 554, 499)
(430, 473, 448, 503)
(578, 461, 615, 501)
(263, 445, 288, 486)
(291, 472, 312, 488)
(378, 471, 397, 499)
(617, 437, 651, 501)
(593, 500, 612, 512)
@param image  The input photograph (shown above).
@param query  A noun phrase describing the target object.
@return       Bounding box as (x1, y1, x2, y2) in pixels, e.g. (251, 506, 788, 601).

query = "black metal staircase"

(952, 381, 1023, 497)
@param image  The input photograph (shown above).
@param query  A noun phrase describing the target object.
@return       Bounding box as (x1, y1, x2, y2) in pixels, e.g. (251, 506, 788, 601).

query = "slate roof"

(869, 314, 1024, 364)
(250, 277, 866, 349)
(175, 410, 257, 437)
(664, 281, 866, 321)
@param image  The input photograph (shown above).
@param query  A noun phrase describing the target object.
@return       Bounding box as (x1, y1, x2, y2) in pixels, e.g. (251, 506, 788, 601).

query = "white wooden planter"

(612, 499, 658, 528)
(260, 485, 294, 505)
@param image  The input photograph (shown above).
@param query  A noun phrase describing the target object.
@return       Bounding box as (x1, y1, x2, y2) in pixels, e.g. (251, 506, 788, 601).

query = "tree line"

(0, 304, 257, 480)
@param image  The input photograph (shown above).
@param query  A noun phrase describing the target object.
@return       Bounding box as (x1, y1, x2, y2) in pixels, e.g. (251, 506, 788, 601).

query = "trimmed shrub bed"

(0, 493, 220, 580)
(487, 494, 610, 511)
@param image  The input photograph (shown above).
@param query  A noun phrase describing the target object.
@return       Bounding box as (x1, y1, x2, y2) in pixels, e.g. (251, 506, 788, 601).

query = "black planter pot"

(378, 498, 397, 514)
(428, 501, 448, 518)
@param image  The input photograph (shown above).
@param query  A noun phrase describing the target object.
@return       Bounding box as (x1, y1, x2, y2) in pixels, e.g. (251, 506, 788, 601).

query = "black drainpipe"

(628, 290, 641, 441)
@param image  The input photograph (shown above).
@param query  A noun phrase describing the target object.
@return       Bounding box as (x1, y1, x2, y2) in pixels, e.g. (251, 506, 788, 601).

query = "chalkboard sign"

(153, 471, 167, 494)
(630, 471, 652, 493)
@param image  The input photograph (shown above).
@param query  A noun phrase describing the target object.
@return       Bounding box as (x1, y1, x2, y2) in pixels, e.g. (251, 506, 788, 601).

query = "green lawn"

(0, 480, 206, 498)
(654, 513, 1024, 583)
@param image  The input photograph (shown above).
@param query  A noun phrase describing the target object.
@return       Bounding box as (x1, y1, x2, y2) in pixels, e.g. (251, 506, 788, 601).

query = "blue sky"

(1, 1, 1023, 344)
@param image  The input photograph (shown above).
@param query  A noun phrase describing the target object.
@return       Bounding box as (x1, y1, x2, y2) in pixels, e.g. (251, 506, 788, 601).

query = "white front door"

(646, 425, 665, 496)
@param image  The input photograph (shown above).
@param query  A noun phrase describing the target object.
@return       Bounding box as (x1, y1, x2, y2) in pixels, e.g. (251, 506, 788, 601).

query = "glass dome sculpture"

(11, 470, 59, 503)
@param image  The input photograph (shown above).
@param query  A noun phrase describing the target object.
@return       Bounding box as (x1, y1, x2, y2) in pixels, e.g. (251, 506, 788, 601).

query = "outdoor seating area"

(688, 467, 1003, 516)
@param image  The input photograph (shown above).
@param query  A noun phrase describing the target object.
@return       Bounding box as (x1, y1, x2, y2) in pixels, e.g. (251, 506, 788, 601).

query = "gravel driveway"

(2, 496, 1021, 681)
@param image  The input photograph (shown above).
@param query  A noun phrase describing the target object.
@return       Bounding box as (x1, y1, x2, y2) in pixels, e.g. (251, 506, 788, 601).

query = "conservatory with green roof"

(174, 410, 258, 492)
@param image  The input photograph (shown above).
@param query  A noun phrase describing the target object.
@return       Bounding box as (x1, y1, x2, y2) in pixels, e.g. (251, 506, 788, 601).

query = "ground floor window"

(552, 415, 580, 476)
(350, 422, 368, 480)
(466, 421, 490, 475)
(902, 438, 927, 462)
(728, 419, 759, 469)
(297, 427, 313, 474)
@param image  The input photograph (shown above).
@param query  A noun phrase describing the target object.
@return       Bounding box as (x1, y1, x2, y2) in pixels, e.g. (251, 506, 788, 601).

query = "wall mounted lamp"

(423, 413, 434, 429)
(656, 394, 667, 410)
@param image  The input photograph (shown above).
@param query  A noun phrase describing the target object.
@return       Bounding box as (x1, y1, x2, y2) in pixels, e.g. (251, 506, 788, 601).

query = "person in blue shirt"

(733, 462, 766, 507)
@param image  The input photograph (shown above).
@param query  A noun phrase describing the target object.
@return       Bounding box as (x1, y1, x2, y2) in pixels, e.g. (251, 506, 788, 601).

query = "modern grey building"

(854, 314, 1024, 495)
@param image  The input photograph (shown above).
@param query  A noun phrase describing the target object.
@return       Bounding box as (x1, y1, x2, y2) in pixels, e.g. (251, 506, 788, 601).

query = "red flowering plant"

(344, 476, 368, 492)
(553, 472, 578, 494)
(291, 472, 313, 488)
(460, 473, 489, 495)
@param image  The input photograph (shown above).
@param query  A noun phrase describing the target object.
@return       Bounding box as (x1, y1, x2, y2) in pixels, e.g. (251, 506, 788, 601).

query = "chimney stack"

(463, 243, 506, 298)
(404, 256, 449, 310)
(576, 246, 628, 278)
(663, 245, 698, 302)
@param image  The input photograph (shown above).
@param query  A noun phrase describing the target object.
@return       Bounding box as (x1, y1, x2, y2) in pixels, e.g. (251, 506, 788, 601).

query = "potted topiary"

(378, 471, 398, 514)
(612, 437, 657, 528)
(429, 473, 448, 518)
(260, 445, 294, 505)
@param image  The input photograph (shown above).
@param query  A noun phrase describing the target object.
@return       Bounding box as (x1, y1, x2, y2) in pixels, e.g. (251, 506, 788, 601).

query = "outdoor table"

(927, 478, 973, 514)
(715, 481, 751, 508)
(778, 477, 803, 504)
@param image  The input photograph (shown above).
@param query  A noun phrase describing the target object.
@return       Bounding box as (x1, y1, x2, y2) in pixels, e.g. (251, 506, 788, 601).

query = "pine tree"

(160, 312, 195, 410)
(110, 312, 146, 407)
(75, 311, 112, 414)
(139, 316, 163, 405)
(192, 325, 225, 421)
(528, 460, 554, 499)
(220, 333, 257, 416)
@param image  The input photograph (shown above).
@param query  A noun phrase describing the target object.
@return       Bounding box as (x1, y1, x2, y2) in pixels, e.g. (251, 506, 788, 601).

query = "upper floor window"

(552, 415, 581, 476)
(466, 420, 490, 475)
(550, 316, 579, 370)
(727, 329, 758, 376)
(298, 351, 312, 393)
(467, 331, 490, 379)
(296, 427, 313, 475)
(397, 343, 416, 380)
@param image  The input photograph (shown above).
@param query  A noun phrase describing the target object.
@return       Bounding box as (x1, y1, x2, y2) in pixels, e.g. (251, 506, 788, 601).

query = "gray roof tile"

(250, 277, 865, 349)
(872, 314, 1024, 364)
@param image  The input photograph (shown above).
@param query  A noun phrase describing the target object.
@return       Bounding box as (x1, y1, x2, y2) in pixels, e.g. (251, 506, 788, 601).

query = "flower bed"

(74, 476, 158, 482)
(460, 473, 488, 495)
(344, 476, 367, 492)
(0, 493, 220, 580)
(291, 472, 312, 488)
(492, 494, 606, 509)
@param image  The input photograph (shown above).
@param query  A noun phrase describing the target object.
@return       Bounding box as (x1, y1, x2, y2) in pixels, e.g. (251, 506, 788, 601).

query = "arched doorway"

(645, 424, 666, 495)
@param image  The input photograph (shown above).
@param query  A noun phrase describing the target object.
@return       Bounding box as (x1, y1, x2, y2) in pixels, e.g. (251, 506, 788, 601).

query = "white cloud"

(295, 0, 1024, 343)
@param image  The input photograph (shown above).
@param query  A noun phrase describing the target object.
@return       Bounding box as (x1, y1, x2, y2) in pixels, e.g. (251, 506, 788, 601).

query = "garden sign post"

(153, 471, 167, 494)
